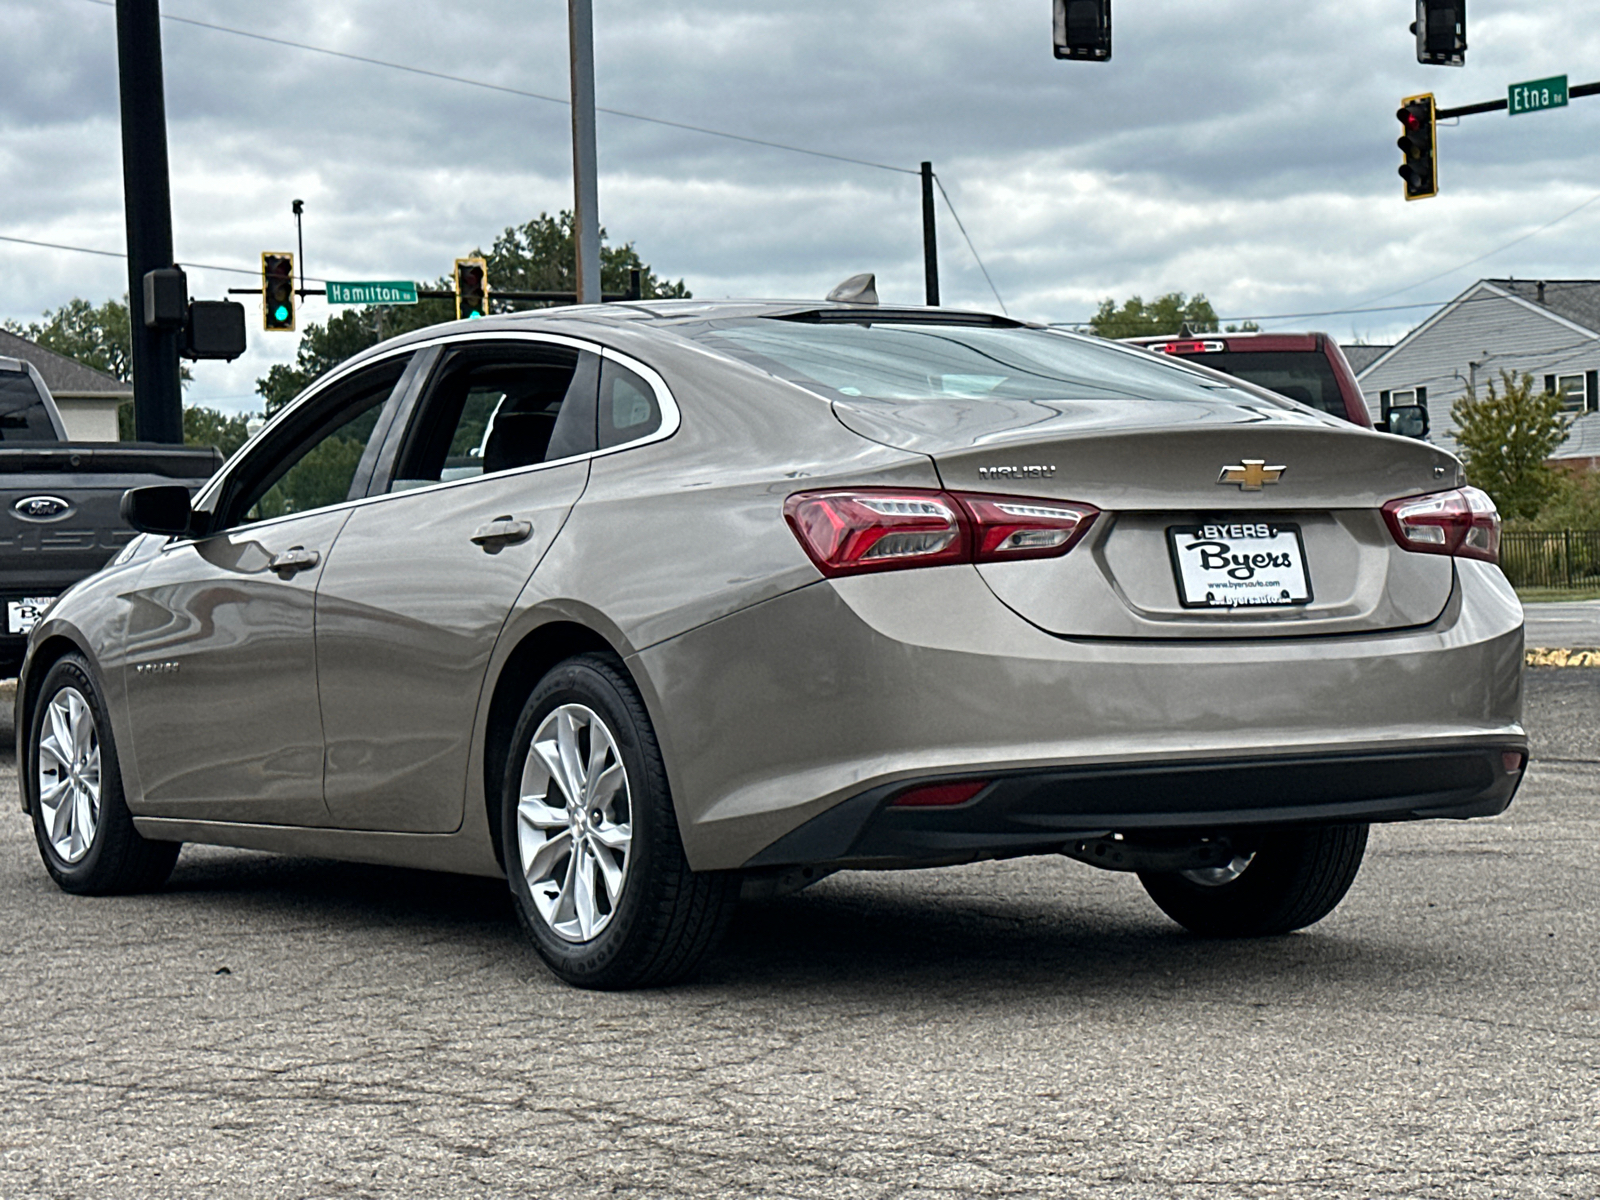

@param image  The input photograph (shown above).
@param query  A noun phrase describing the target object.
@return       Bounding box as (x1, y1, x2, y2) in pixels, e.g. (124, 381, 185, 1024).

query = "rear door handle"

(268, 546, 321, 576)
(470, 516, 533, 550)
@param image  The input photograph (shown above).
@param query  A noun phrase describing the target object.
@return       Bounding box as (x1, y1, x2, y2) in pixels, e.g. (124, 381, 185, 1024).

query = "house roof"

(1483, 279, 1600, 336)
(1339, 344, 1391, 374)
(0, 328, 132, 398)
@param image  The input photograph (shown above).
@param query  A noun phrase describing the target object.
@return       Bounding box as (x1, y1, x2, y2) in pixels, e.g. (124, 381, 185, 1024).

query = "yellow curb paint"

(1526, 648, 1600, 668)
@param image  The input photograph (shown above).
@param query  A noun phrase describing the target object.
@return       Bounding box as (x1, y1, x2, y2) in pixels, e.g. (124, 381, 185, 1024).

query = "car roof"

(356, 300, 1033, 362)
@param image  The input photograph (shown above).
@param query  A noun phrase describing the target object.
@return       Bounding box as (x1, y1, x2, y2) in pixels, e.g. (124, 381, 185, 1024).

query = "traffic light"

(1397, 94, 1438, 201)
(262, 252, 295, 331)
(454, 257, 488, 319)
(1413, 0, 1465, 67)
(1053, 0, 1110, 61)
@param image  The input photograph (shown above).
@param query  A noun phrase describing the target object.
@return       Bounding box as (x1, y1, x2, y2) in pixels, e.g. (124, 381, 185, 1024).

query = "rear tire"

(501, 653, 738, 989)
(30, 654, 180, 895)
(1138, 823, 1368, 937)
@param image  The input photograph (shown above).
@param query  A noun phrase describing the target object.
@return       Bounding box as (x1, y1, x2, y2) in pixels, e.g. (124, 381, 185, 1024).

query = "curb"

(1526, 648, 1600, 668)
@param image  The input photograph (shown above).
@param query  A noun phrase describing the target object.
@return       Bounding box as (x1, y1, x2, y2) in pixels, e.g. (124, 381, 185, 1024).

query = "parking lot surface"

(1523, 599, 1600, 649)
(1, 672, 1596, 1199)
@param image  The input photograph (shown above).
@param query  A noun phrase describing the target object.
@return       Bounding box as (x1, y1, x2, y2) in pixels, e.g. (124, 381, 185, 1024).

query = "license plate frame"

(1166, 521, 1313, 609)
(6, 596, 56, 636)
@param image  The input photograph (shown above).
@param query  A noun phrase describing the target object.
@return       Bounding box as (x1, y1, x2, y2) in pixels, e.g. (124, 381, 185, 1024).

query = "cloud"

(4, 0, 1600, 410)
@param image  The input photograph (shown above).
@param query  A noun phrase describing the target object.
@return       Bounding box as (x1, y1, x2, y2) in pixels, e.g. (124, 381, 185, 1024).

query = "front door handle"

(268, 546, 321, 577)
(470, 516, 533, 551)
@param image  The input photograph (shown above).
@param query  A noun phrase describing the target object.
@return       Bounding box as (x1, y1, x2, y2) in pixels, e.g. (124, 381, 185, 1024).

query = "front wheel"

(1138, 823, 1369, 937)
(501, 653, 738, 989)
(30, 653, 180, 894)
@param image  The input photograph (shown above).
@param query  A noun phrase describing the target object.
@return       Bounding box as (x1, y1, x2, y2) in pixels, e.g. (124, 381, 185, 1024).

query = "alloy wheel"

(515, 703, 633, 942)
(1181, 852, 1257, 887)
(36, 687, 102, 865)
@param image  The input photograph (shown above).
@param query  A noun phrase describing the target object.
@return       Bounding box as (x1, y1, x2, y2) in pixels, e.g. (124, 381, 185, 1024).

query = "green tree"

(5, 297, 135, 382)
(5, 296, 258, 453)
(256, 211, 690, 414)
(1450, 370, 1572, 521)
(1089, 292, 1220, 339)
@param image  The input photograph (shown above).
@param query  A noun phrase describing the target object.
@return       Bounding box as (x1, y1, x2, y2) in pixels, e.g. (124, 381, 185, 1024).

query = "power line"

(78, 0, 918, 177)
(0, 233, 314, 281)
(1354, 190, 1600, 309)
(933, 175, 1007, 315)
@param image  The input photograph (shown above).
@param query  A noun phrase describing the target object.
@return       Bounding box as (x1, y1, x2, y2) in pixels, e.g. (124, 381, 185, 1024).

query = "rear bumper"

(744, 744, 1526, 869)
(637, 558, 1525, 871)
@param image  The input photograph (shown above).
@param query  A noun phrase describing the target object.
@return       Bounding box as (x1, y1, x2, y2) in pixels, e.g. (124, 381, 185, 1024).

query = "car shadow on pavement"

(701, 871, 1446, 1004)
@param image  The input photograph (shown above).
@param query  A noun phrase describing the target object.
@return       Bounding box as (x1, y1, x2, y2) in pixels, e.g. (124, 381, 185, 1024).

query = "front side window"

(225, 356, 410, 526)
(389, 342, 597, 490)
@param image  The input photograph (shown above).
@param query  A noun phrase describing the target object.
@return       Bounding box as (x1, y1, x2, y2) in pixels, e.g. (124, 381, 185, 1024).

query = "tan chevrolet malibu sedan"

(15, 300, 1525, 988)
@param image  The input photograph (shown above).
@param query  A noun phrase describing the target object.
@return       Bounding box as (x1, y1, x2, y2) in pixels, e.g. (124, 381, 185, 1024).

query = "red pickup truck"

(1121, 331, 1418, 433)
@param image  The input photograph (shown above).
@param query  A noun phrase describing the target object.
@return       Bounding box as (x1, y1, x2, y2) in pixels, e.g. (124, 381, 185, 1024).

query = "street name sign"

(326, 280, 419, 305)
(1508, 75, 1568, 117)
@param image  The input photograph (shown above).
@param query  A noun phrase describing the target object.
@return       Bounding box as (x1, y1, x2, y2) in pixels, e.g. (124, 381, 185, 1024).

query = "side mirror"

(1385, 404, 1430, 439)
(121, 484, 194, 536)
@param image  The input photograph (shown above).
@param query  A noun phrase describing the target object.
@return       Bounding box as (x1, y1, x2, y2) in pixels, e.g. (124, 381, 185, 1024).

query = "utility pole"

(115, 0, 183, 444)
(568, 0, 602, 304)
(921, 162, 940, 306)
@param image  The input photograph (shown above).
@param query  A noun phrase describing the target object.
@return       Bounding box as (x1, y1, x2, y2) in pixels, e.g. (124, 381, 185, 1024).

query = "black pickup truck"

(1, 353, 222, 676)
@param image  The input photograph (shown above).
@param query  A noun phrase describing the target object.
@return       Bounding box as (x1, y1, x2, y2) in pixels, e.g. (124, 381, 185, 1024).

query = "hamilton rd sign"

(326, 280, 419, 305)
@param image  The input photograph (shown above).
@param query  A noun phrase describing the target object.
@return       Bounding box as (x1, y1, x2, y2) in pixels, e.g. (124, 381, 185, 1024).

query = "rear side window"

(0, 371, 58, 442)
(599, 360, 662, 449)
(1182, 350, 1347, 417)
(390, 342, 598, 489)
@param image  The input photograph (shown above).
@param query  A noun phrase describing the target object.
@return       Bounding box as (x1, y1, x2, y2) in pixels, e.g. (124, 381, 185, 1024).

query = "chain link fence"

(1499, 530, 1600, 590)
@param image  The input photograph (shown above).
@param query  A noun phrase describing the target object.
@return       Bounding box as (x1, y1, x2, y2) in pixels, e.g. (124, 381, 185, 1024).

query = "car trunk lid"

(832, 396, 1463, 639)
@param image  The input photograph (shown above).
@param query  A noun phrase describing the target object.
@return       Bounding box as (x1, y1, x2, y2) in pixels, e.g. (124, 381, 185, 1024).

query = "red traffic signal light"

(454, 257, 488, 320)
(1053, 0, 1110, 61)
(1397, 94, 1437, 201)
(262, 252, 296, 331)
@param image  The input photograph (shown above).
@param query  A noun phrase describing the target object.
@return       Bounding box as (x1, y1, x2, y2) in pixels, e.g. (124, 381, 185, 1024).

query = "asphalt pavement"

(0, 672, 1596, 1199)
(1523, 599, 1600, 648)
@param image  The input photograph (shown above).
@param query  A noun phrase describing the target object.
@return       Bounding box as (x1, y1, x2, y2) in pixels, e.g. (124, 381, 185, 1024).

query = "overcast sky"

(4, 0, 1600, 413)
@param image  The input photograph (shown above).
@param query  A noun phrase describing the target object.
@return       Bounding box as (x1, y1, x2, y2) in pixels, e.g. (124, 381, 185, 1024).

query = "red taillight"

(785, 489, 1099, 576)
(783, 490, 968, 577)
(1381, 486, 1500, 563)
(890, 779, 989, 807)
(954, 492, 1098, 561)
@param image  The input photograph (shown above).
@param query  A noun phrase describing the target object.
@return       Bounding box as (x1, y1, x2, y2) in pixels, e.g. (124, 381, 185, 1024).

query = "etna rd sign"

(326, 280, 419, 305)
(1508, 75, 1568, 117)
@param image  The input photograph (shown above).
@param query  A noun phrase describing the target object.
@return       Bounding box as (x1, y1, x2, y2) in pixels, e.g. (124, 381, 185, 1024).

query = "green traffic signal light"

(262, 252, 296, 331)
(455, 257, 488, 322)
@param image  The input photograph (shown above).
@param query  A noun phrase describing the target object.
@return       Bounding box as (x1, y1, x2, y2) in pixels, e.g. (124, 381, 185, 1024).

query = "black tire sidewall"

(1139, 824, 1369, 938)
(500, 655, 673, 985)
(30, 655, 126, 891)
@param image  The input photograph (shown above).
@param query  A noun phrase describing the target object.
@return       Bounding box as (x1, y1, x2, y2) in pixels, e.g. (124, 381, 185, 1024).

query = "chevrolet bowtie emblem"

(1218, 460, 1286, 491)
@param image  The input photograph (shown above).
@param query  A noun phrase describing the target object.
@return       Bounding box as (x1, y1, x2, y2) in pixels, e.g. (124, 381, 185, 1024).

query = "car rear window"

(1174, 350, 1346, 418)
(698, 320, 1275, 406)
(0, 371, 58, 441)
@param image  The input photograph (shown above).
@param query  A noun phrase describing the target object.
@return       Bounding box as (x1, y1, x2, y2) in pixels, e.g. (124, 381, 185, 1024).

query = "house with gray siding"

(1356, 279, 1600, 470)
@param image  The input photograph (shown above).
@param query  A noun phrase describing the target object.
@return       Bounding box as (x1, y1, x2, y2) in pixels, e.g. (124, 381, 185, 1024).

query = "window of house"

(1555, 374, 1588, 412)
(1389, 389, 1418, 408)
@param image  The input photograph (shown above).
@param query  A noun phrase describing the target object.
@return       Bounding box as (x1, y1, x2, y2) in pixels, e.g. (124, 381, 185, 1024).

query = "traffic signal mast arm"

(1436, 79, 1600, 119)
